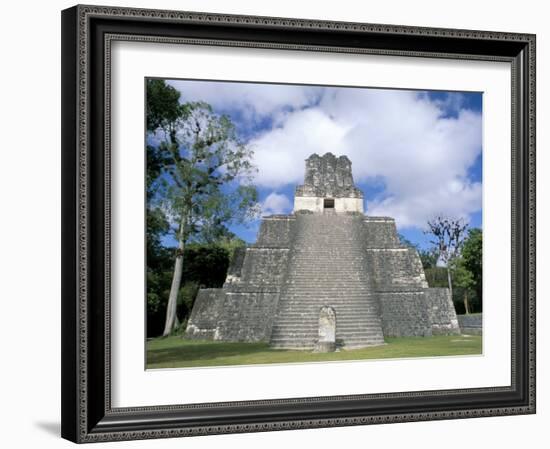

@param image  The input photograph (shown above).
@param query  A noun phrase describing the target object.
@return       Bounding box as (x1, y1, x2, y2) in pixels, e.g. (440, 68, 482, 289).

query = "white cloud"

(366, 179, 482, 228)
(168, 80, 482, 229)
(167, 80, 319, 122)
(249, 87, 482, 228)
(261, 192, 292, 216)
(250, 108, 350, 187)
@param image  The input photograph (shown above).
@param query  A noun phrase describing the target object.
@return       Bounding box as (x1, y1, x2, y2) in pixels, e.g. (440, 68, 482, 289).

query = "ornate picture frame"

(61, 4, 536, 443)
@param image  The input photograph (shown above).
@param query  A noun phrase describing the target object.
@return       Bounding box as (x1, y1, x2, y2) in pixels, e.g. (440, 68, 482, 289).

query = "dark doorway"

(323, 198, 335, 209)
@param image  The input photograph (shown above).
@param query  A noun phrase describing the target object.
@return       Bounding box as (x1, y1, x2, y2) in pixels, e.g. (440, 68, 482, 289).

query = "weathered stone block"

(425, 288, 461, 335)
(457, 313, 482, 335)
(185, 289, 224, 340)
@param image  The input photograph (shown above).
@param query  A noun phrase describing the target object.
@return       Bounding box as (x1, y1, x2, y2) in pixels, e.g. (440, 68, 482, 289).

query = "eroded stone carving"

(294, 153, 364, 213)
(316, 307, 336, 352)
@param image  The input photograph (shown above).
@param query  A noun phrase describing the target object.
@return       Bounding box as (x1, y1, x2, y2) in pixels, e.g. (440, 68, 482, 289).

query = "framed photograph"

(61, 4, 536, 443)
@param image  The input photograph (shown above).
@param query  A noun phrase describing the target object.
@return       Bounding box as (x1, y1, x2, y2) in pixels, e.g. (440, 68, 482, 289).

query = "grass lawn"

(146, 334, 482, 369)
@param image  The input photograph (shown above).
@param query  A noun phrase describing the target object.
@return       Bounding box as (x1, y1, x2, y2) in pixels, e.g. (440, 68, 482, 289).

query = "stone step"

(274, 326, 382, 332)
(279, 290, 374, 295)
(290, 258, 365, 261)
(287, 266, 369, 270)
(270, 338, 385, 348)
(289, 251, 366, 254)
(279, 297, 374, 302)
(275, 306, 381, 313)
(277, 300, 378, 305)
(289, 266, 368, 270)
(277, 298, 378, 302)
(276, 306, 380, 313)
(275, 313, 381, 320)
(285, 281, 370, 284)
(289, 261, 366, 265)
(270, 213, 385, 348)
(277, 299, 376, 304)
(272, 315, 380, 324)
(276, 293, 376, 298)
(277, 296, 378, 301)
(289, 255, 365, 260)
(274, 321, 381, 328)
(290, 251, 365, 254)
(274, 314, 381, 320)
(272, 330, 383, 338)
(282, 285, 371, 290)
(291, 266, 366, 270)
(338, 337, 385, 343)
(272, 326, 381, 334)
(275, 307, 380, 312)
(271, 334, 385, 342)
(279, 286, 374, 293)
(271, 322, 383, 330)
(285, 294, 377, 300)
(290, 249, 365, 252)
(270, 344, 317, 350)
(272, 318, 382, 325)
(283, 279, 370, 283)
(270, 332, 317, 338)
(274, 319, 381, 325)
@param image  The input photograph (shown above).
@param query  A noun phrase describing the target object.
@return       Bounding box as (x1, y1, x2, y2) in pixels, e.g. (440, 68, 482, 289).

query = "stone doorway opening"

(323, 198, 335, 209)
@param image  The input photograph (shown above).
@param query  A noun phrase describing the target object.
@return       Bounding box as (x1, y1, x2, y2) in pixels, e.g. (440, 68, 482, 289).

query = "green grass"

(146, 334, 482, 369)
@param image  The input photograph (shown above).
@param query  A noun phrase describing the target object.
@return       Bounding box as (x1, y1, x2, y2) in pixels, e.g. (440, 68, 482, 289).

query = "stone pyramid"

(186, 153, 460, 351)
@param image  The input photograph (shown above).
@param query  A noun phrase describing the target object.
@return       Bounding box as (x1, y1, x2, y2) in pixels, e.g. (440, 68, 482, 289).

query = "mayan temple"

(185, 153, 460, 351)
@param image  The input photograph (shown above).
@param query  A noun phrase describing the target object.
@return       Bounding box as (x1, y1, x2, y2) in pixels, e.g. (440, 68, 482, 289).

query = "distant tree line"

(405, 219, 482, 314)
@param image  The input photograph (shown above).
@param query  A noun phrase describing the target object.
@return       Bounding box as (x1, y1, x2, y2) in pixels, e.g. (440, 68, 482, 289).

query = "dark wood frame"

(61, 4, 536, 443)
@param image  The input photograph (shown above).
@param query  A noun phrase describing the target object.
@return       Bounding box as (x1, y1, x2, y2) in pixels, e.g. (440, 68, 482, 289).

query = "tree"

(146, 80, 259, 336)
(181, 243, 233, 288)
(146, 81, 181, 336)
(462, 228, 482, 311)
(215, 235, 246, 265)
(450, 258, 475, 314)
(423, 266, 449, 289)
(145, 80, 178, 308)
(425, 216, 468, 299)
(418, 249, 439, 270)
(146, 78, 185, 133)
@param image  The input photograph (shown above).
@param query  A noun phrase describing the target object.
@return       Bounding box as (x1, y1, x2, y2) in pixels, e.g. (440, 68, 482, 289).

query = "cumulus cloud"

(261, 192, 292, 216)
(366, 180, 481, 228)
(251, 108, 350, 187)
(248, 87, 482, 228)
(169, 80, 482, 229)
(167, 79, 320, 123)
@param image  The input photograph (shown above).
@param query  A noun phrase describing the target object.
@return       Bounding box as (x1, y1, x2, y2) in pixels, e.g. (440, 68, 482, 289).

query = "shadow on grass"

(148, 341, 274, 364)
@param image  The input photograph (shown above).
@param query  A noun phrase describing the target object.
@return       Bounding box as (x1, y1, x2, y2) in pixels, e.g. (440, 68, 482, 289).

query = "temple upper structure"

(294, 153, 364, 213)
(185, 153, 460, 351)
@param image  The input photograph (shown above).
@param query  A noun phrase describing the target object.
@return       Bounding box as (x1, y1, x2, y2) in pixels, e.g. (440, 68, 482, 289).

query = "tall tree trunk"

(163, 219, 187, 337)
(464, 291, 470, 315)
(446, 266, 453, 300)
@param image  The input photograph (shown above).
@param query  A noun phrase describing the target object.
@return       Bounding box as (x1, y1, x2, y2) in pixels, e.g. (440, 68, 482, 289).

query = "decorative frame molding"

(61, 4, 536, 443)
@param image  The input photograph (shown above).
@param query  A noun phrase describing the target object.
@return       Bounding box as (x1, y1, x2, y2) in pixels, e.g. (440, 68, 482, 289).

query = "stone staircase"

(270, 212, 385, 349)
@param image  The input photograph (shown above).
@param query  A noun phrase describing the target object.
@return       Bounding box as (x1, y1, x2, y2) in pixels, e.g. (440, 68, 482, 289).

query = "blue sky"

(157, 79, 482, 250)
